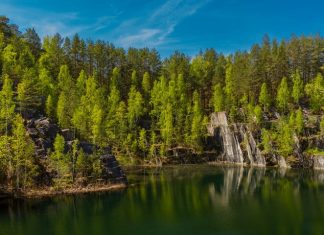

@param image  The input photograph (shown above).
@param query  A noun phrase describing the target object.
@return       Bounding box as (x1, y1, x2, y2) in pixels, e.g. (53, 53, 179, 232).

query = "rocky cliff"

(208, 112, 324, 169)
(26, 117, 127, 185)
(208, 112, 285, 168)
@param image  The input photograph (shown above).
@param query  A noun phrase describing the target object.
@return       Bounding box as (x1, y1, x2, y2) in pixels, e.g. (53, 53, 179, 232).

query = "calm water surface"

(1, 165, 324, 235)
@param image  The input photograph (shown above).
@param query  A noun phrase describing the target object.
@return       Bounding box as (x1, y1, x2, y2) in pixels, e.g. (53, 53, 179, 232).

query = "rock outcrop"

(26, 117, 127, 184)
(208, 112, 243, 164)
(207, 112, 324, 169)
(235, 125, 266, 166)
(312, 156, 324, 170)
(208, 112, 268, 166)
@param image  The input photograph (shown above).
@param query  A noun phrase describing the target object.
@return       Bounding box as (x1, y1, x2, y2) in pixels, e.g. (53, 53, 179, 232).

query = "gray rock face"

(208, 112, 243, 164)
(236, 125, 266, 167)
(277, 155, 288, 168)
(26, 117, 127, 184)
(100, 154, 128, 184)
(313, 156, 324, 170)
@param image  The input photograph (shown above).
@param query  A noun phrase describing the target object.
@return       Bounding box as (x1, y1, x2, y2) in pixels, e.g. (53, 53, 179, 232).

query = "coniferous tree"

(291, 69, 304, 105)
(191, 91, 203, 147)
(305, 73, 324, 112)
(259, 83, 271, 111)
(295, 108, 304, 134)
(276, 77, 290, 112)
(212, 83, 224, 112)
(0, 74, 15, 134)
(12, 114, 36, 189)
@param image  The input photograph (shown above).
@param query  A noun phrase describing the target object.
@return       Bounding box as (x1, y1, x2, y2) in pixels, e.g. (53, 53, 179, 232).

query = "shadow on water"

(1, 165, 324, 235)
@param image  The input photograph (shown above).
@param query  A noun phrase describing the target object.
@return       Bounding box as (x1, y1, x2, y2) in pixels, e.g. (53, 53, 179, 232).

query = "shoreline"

(1, 183, 127, 199)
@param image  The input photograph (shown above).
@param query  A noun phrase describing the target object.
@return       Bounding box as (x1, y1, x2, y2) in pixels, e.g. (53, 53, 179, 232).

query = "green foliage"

(295, 109, 304, 134)
(0, 74, 15, 134)
(224, 61, 234, 107)
(50, 134, 69, 186)
(254, 105, 263, 125)
(46, 95, 55, 119)
(259, 83, 271, 111)
(0, 114, 36, 189)
(261, 128, 273, 154)
(142, 72, 151, 95)
(212, 83, 224, 112)
(291, 70, 303, 104)
(276, 120, 294, 158)
(276, 77, 290, 112)
(320, 116, 324, 135)
(127, 86, 144, 127)
(305, 73, 324, 112)
(191, 91, 204, 147)
(1, 17, 324, 184)
(91, 105, 104, 146)
(11, 114, 36, 188)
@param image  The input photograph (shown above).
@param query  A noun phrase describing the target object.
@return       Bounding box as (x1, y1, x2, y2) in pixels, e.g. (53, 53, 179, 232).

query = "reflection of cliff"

(208, 167, 266, 207)
(2, 166, 324, 235)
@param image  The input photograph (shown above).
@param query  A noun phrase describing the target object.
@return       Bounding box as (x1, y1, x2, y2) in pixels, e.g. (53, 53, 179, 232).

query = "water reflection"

(1, 166, 324, 235)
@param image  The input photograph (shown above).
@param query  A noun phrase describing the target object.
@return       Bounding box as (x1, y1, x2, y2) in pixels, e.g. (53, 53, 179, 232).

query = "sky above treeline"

(1, 0, 324, 57)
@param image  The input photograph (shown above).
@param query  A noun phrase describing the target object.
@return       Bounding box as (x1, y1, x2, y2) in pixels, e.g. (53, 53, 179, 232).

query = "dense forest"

(0, 16, 323, 190)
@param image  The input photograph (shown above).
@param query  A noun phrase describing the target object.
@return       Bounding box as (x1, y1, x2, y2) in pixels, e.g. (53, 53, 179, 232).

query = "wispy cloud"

(0, 0, 210, 51)
(0, 2, 118, 38)
(115, 0, 211, 48)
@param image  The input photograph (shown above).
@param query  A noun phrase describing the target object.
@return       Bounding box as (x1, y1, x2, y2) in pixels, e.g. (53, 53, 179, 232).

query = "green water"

(1, 165, 324, 235)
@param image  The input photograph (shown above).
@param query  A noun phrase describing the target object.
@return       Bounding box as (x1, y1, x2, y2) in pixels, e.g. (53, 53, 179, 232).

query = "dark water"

(1, 165, 324, 235)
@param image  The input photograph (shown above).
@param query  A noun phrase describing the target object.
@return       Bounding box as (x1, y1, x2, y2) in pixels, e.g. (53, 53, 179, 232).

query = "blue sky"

(1, 0, 324, 57)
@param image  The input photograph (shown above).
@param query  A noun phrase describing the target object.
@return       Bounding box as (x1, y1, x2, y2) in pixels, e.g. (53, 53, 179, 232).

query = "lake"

(0, 165, 324, 235)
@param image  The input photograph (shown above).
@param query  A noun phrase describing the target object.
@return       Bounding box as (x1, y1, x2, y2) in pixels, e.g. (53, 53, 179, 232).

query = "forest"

(0, 16, 323, 190)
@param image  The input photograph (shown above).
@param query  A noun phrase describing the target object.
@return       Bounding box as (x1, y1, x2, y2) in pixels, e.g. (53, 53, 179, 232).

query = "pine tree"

(91, 105, 103, 146)
(212, 83, 224, 112)
(305, 73, 324, 112)
(277, 122, 294, 158)
(254, 105, 263, 125)
(46, 95, 55, 119)
(76, 70, 87, 98)
(0, 135, 12, 184)
(131, 70, 138, 87)
(295, 108, 304, 134)
(276, 77, 290, 112)
(12, 114, 36, 189)
(261, 128, 273, 154)
(50, 134, 68, 184)
(58, 64, 74, 93)
(57, 92, 70, 128)
(127, 86, 144, 128)
(0, 74, 15, 134)
(291, 70, 303, 104)
(138, 128, 147, 156)
(161, 103, 173, 146)
(224, 61, 234, 107)
(191, 91, 203, 147)
(259, 83, 271, 111)
(142, 72, 151, 95)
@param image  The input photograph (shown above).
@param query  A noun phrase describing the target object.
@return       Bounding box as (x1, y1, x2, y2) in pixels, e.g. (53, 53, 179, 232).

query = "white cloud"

(115, 0, 211, 48)
(0, 2, 117, 38)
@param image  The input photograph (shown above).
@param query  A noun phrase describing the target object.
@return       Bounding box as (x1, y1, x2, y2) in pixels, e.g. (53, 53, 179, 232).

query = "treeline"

(0, 16, 324, 188)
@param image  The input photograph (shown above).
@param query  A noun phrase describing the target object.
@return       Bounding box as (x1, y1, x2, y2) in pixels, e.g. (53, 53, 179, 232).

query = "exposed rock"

(313, 156, 324, 170)
(208, 112, 243, 164)
(277, 155, 288, 168)
(61, 129, 73, 141)
(26, 117, 127, 185)
(235, 125, 266, 167)
(100, 154, 128, 184)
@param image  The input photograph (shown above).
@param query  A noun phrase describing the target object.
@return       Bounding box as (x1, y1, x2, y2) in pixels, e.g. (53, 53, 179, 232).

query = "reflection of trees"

(1, 166, 324, 235)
